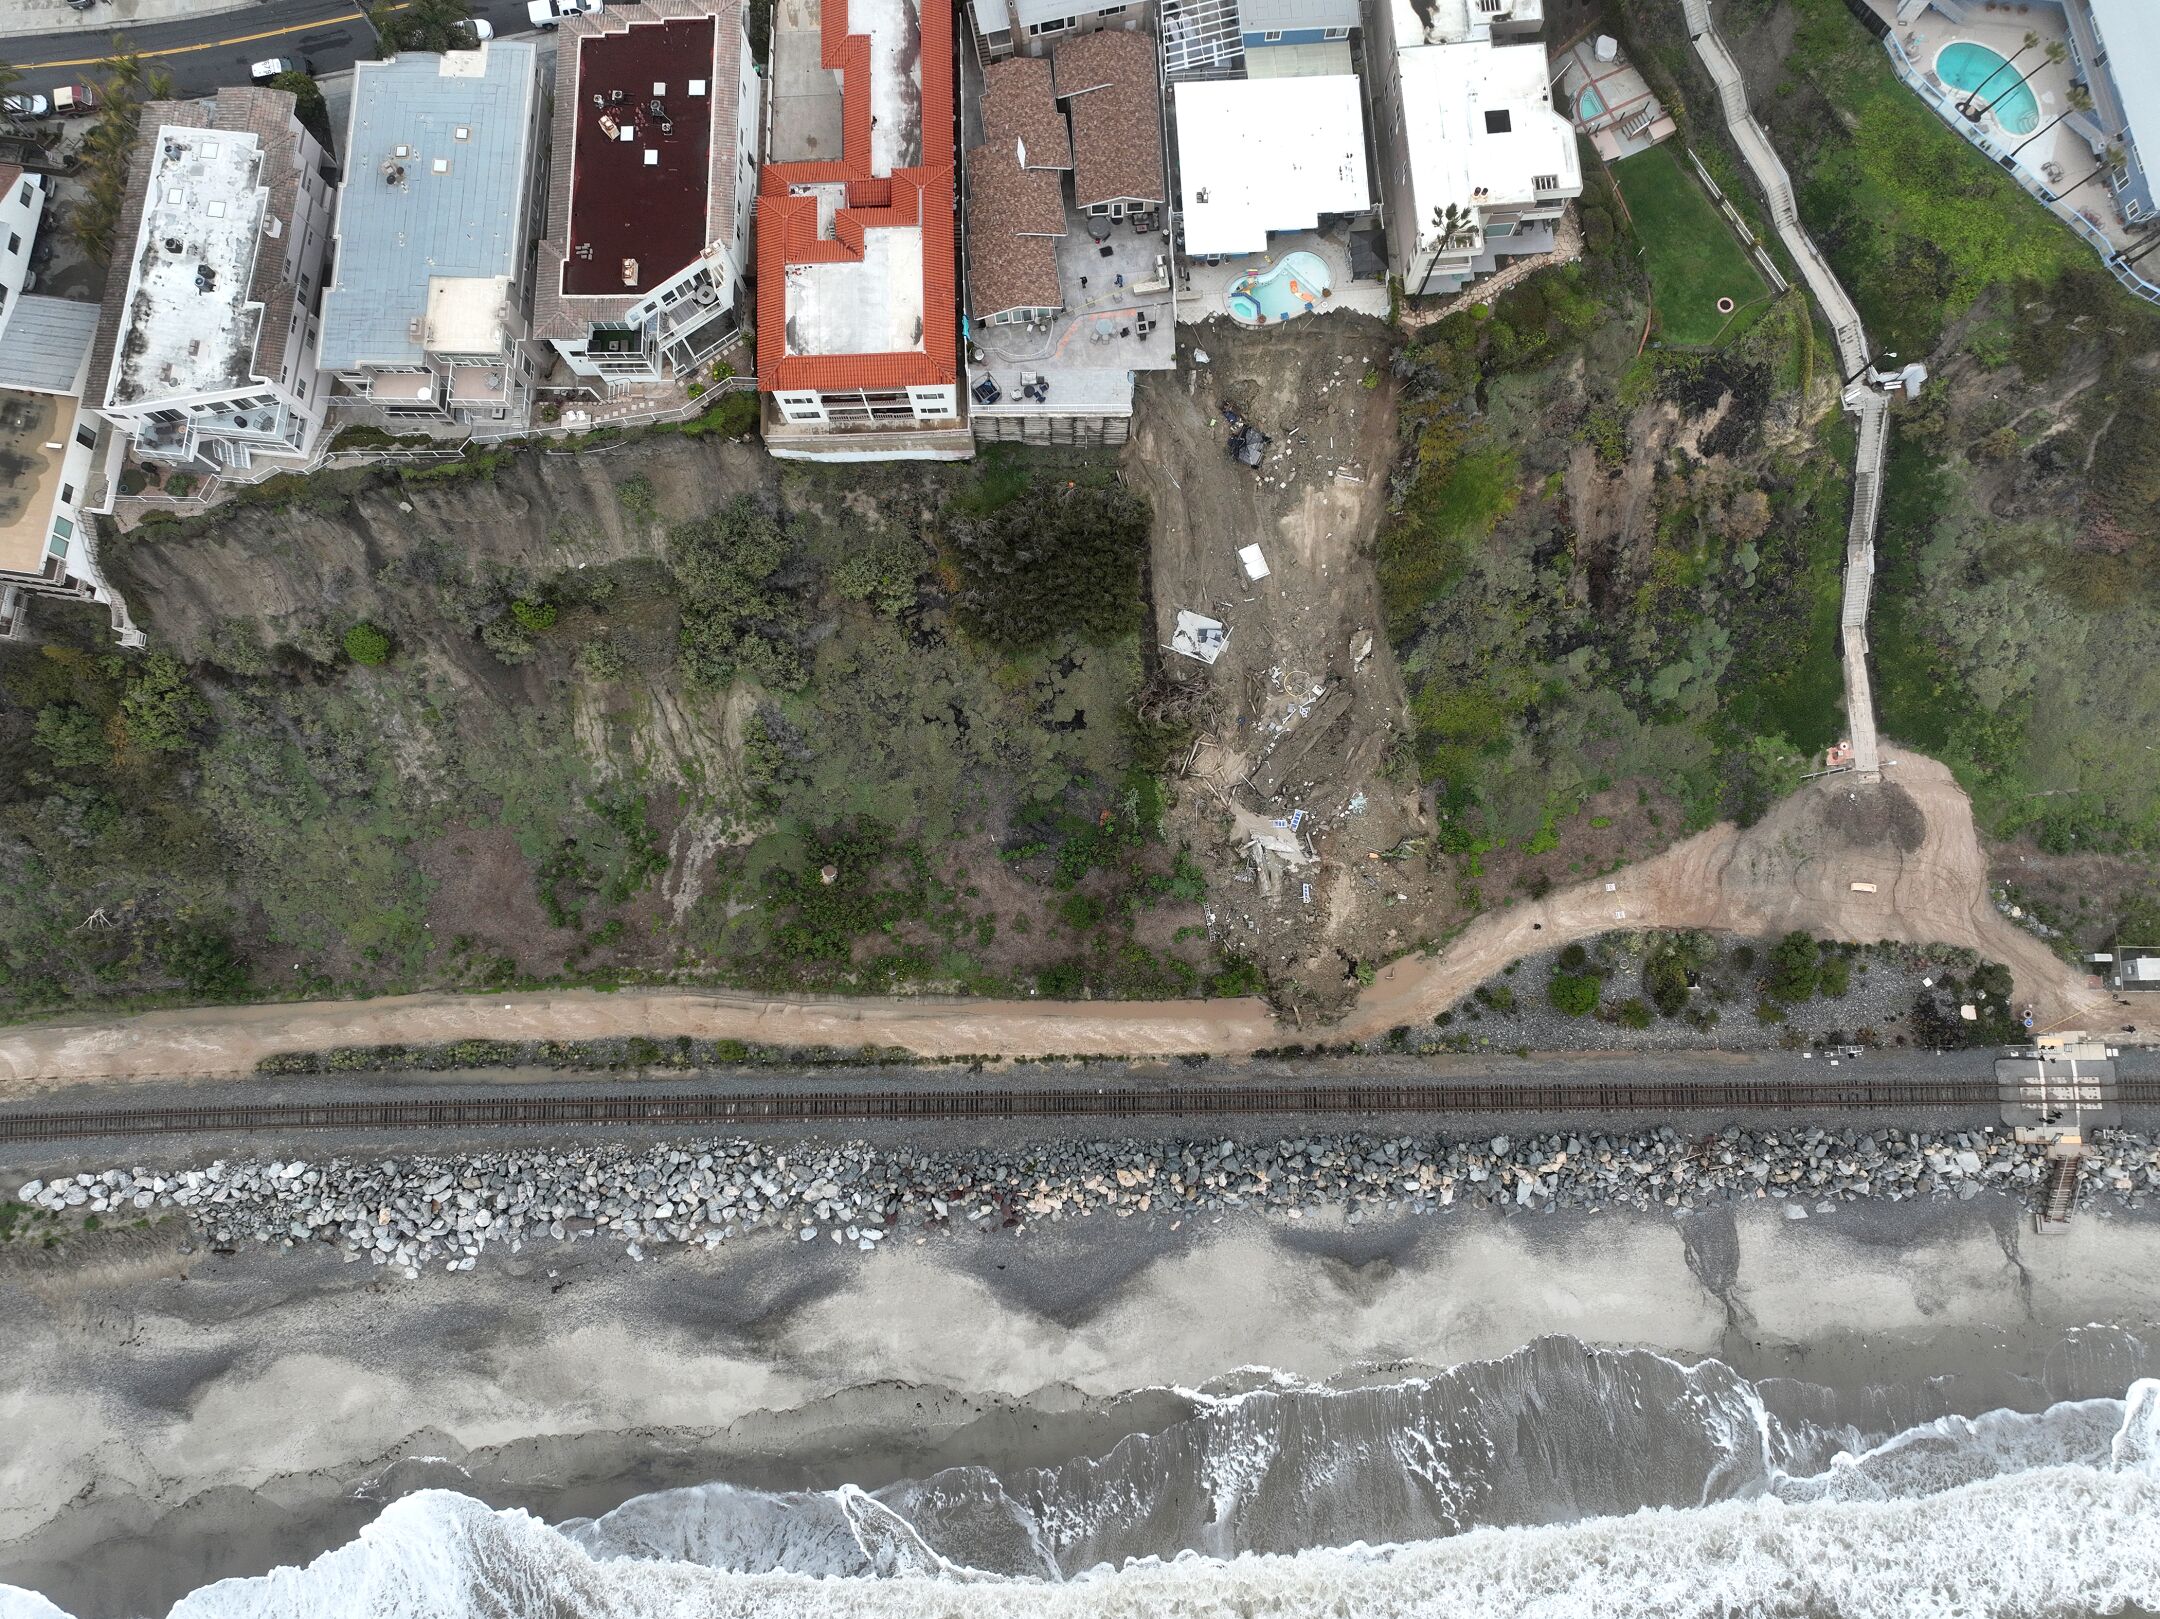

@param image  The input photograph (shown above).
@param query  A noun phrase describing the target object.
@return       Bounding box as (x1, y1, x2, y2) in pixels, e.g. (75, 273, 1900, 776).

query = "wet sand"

(4, 1193, 2159, 1617)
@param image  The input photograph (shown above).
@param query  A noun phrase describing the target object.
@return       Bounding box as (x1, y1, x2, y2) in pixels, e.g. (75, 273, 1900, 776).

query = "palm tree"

(2065, 143, 2126, 197)
(1971, 38, 2067, 125)
(371, 0, 475, 54)
(1958, 29, 2038, 118)
(2009, 83, 2093, 160)
(2118, 231, 2160, 270)
(0, 58, 23, 121)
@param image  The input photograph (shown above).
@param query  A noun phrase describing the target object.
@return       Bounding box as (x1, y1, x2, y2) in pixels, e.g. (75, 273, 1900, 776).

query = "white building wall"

(0, 173, 46, 315)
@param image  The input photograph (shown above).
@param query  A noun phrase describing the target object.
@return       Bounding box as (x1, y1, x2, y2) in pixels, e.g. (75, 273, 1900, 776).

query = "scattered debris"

(1170, 610, 1231, 664)
(1239, 543, 1271, 581)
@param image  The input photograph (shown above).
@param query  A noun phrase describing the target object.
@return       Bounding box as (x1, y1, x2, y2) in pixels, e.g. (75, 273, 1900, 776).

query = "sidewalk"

(0, 0, 264, 41)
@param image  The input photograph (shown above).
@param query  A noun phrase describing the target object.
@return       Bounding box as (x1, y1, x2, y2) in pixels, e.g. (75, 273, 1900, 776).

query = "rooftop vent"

(455, 126, 471, 141)
(195, 264, 218, 293)
(432, 158, 450, 174)
(164, 236, 184, 254)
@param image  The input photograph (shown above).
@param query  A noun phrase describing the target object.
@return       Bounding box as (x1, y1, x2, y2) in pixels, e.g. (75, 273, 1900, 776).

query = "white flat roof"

(784, 225, 925, 355)
(1398, 37, 1577, 225)
(109, 125, 270, 405)
(1174, 77, 1369, 255)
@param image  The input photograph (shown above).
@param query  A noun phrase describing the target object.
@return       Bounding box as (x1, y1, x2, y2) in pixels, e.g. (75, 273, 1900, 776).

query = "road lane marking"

(17, 5, 396, 70)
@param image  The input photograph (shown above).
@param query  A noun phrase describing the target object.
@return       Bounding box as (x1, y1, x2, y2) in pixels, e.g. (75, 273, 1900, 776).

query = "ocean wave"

(122, 1447, 2160, 1619)
(7, 1352, 2157, 1619)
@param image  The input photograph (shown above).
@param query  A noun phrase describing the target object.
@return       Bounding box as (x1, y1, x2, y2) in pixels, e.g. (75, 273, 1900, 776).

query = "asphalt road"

(3, 0, 545, 100)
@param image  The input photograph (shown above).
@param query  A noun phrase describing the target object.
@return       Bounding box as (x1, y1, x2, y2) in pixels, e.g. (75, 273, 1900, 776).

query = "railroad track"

(6, 1077, 2153, 1143)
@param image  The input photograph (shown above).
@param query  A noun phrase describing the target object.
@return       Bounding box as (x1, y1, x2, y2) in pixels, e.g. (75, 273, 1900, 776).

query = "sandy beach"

(4, 1184, 2159, 1617)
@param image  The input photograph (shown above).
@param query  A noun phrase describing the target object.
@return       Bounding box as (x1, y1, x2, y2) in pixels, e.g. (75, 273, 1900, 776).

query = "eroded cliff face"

(106, 437, 773, 661)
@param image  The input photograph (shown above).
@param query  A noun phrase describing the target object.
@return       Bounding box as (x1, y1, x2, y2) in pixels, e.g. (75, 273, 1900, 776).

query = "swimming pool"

(1227, 251, 1333, 325)
(1578, 84, 1606, 122)
(1935, 41, 2040, 136)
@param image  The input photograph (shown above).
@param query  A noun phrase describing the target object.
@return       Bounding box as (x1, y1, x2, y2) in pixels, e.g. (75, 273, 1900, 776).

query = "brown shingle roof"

(965, 141, 1066, 319)
(1052, 30, 1164, 209)
(982, 56, 1070, 170)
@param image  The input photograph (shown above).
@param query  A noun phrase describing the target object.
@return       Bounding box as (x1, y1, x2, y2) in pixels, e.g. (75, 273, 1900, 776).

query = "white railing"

(1681, 0, 1883, 779)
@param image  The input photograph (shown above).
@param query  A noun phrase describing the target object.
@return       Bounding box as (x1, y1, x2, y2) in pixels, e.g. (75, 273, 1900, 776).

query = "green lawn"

(1610, 143, 1771, 345)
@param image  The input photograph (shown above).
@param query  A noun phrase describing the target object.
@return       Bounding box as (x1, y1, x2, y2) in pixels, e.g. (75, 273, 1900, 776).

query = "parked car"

(462, 17, 495, 40)
(250, 56, 309, 82)
(525, 0, 600, 26)
(1, 93, 52, 120)
(49, 84, 100, 116)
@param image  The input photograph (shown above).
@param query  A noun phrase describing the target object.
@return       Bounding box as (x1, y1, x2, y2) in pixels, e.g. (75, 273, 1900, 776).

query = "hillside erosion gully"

(0, 751, 2107, 1094)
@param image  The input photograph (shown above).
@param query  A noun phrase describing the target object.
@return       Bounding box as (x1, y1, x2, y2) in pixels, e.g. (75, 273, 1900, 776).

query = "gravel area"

(15, 1122, 2160, 1279)
(1425, 933, 2009, 1054)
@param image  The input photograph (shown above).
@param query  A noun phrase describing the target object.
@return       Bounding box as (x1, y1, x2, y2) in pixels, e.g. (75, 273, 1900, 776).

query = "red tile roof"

(755, 0, 956, 394)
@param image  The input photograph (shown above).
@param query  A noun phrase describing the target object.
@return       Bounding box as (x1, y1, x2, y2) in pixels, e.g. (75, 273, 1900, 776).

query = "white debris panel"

(1171, 609, 1230, 663)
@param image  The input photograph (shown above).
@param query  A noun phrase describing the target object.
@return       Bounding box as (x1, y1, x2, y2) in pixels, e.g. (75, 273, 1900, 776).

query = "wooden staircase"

(2037, 1151, 2084, 1235)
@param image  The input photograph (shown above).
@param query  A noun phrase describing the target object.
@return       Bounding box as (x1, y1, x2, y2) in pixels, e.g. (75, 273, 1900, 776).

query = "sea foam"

(6, 1359, 2156, 1619)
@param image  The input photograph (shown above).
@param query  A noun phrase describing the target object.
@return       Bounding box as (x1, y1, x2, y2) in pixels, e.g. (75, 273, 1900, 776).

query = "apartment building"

(85, 88, 335, 475)
(961, 42, 1174, 444)
(756, 0, 969, 457)
(318, 43, 548, 430)
(1363, 0, 1577, 295)
(532, 0, 762, 390)
(0, 282, 136, 644)
(969, 0, 1151, 62)
(0, 165, 47, 319)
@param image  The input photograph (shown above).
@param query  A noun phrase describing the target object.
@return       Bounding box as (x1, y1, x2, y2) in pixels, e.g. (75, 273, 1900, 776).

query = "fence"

(109, 375, 762, 520)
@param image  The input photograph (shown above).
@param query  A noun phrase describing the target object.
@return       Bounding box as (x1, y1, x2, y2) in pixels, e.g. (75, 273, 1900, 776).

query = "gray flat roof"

(1237, 0, 1359, 33)
(320, 42, 540, 369)
(0, 294, 99, 395)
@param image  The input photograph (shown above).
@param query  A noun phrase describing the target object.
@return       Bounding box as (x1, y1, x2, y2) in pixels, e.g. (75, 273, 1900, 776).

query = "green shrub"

(1766, 930, 1820, 1002)
(1817, 951, 1852, 998)
(164, 472, 198, 497)
(510, 597, 558, 633)
(947, 481, 1151, 651)
(1059, 891, 1106, 929)
(1548, 972, 1600, 1016)
(575, 636, 630, 680)
(1613, 996, 1653, 1030)
(672, 391, 759, 439)
(343, 621, 392, 665)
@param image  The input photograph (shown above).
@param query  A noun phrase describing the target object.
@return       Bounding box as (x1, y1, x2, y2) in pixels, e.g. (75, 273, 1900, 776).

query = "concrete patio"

(1556, 36, 1677, 161)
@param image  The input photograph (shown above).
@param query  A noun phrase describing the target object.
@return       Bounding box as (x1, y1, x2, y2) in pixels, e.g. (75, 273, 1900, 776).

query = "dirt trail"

(0, 992, 1278, 1099)
(0, 752, 2106, 1095)
(1340, 750, 2107, 1039)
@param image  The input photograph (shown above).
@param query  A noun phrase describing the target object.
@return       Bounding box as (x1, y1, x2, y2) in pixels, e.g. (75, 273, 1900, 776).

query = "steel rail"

(5, 1076, 2152, 1143)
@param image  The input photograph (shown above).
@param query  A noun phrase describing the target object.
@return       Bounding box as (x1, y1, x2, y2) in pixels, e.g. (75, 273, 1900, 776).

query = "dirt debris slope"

(1126, 315, 1424, 1019)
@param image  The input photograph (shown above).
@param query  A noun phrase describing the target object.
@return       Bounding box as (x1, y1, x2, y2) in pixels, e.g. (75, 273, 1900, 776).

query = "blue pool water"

(1936, 40, 2040, 135)
(1578, 84, 1606, 121)
(1228, 250, 1333, 324)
